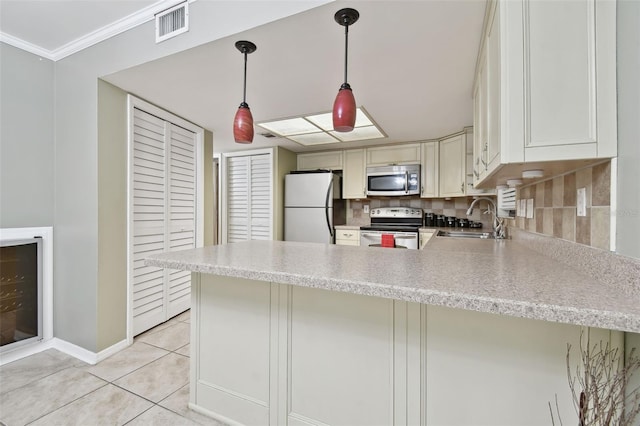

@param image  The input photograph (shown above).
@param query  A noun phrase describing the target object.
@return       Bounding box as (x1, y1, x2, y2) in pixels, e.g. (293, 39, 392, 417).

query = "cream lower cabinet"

(419, 230, 434, 249)
(335, 229, 360, 246)
(439, 134, 466, 197)
(342, 149, 366, 199)
(192, 274, 622, 425)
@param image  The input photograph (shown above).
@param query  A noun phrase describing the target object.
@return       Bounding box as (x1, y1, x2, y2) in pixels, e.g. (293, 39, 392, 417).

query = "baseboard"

(0, 338, 55, 366)
(51, 337, 129, 365)
(0, 337, 130, 366)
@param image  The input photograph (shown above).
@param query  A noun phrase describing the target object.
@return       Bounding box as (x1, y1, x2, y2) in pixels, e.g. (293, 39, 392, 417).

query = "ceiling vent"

(259, 132, 278, 139)
(155, 2, 189, 43)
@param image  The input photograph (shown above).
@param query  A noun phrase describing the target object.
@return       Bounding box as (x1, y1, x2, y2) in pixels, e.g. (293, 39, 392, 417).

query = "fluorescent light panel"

(257, 107, 385, 146)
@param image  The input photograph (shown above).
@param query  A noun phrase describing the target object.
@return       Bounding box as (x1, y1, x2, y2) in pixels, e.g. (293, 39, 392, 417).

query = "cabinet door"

(421, 142, 439, 198)
(486, 0, 501, 172)
(366, 144, 421, 166)
(523, 0, 615, 161)
(473, 62, 485, 186)
(343, 149, 366, 199)
(297, 151, 343, 171)
(439, 135, 466, 197)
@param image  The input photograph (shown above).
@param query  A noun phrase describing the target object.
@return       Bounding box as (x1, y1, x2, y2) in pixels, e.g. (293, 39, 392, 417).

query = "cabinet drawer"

(335, 229, 360, 243)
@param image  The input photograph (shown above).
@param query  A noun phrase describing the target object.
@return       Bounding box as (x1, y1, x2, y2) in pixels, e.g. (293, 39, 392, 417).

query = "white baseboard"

(0, 337, 129, 366)
(51, 338, 129, 365)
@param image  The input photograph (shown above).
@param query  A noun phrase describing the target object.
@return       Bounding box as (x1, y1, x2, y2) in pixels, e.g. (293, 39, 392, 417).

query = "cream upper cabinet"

(439, 134, 466, 197)
(297, 151, 343, 171)
(466, 129, 494, 196)
(473, 0, 616, 187)
(420, 141, 439, 198)
(343, 149, 366, 199)
(365, 143, 421, 167)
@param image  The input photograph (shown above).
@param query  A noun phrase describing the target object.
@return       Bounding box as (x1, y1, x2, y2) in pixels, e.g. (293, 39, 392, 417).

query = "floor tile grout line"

(0, 363, 89, 401)
(22, 380, 111, 425)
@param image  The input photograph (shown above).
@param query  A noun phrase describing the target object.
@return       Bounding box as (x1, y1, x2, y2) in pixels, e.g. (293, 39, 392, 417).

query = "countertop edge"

(145, 254, 640, 334)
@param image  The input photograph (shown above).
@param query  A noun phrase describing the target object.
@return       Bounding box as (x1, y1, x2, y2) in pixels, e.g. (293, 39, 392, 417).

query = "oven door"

(360, 230, 419, 250)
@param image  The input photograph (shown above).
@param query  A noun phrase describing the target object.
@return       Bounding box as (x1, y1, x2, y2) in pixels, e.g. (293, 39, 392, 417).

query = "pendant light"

(233, 40, 257, 144)
(332, 8, 359, 133)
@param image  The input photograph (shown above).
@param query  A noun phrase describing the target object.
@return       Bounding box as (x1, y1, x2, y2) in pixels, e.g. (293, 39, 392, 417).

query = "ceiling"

(1, 0, 487, 155)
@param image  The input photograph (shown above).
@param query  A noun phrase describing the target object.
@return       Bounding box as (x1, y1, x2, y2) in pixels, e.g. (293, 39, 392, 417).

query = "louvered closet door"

(227, 156, 249, 243)
(248, 154, 271, 240)
(131, 109, 197, 335)
(166, 124, 196, 317)
(225, 153, 272, 243)
(132, 109, 167, 335)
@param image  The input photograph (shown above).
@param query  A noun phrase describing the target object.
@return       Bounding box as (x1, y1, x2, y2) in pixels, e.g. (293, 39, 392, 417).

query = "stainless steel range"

(360, 207, 422, 249)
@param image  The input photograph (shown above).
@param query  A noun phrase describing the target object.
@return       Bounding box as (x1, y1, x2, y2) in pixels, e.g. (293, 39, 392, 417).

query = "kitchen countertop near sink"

(147, 230, 640, 334)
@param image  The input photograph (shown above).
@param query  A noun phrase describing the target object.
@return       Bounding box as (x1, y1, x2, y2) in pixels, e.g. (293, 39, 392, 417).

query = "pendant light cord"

(343, 24, 349, 85)
(242, 50, 248, 104)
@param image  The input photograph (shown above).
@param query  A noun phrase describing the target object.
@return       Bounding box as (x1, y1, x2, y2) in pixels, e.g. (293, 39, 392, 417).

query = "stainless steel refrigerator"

(284, 171, 346, 244)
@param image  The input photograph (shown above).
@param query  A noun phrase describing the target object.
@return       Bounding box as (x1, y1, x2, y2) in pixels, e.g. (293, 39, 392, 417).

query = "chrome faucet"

(466, 197, 506, 239)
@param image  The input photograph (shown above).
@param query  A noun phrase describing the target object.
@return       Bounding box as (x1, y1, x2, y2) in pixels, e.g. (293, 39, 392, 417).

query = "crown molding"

(0, 32, 55, 60)
(0, 0, 193, 62)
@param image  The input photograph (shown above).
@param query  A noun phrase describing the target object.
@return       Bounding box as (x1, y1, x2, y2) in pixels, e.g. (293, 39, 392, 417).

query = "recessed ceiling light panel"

(257, 107, 385, 146)
(288, 133, 340, 146)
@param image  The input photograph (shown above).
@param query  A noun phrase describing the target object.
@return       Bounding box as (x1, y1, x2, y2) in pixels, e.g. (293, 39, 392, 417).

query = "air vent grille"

(155, 2, 189, 43)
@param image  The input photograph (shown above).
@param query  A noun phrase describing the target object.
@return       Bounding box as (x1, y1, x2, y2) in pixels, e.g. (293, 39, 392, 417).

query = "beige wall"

(97, 80, 128, 349)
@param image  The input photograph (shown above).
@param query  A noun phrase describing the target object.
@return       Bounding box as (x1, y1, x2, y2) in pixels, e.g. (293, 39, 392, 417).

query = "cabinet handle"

(482, 143, 488, 170)
(473, 168, 480, 179)
(461, 182, 465, 193)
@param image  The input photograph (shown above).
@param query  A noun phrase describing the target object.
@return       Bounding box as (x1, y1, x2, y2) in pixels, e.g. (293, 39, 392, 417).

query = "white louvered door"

(167, 124, 196, 317)
(248, 154, 271, 240)
(130, 102, 200, 336)
(132, 109, 168, 334)
(225, 153, 272, 243)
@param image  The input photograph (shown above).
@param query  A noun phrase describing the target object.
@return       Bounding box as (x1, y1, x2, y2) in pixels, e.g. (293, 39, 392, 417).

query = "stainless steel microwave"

(366, 164, 421, 196)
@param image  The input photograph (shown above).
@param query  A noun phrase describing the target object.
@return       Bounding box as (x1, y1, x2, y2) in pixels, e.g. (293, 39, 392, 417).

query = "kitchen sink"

(437, 230, 496, 239)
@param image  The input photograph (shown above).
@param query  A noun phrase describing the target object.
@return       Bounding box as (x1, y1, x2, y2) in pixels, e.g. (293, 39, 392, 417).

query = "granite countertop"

(146, 235, 640, 333)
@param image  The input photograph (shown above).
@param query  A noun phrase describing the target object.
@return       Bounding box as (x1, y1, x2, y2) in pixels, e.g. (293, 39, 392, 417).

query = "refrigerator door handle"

(325, 179, 334, 238)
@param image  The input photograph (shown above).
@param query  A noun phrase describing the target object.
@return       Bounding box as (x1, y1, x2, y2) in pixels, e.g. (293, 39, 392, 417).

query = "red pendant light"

(233, 41, 257, 144)
(332, 8, 359, 133)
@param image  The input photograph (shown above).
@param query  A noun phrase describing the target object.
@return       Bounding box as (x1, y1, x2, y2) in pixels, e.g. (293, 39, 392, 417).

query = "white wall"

(0, 43, 54, 228)
(616, 0, 640, 259)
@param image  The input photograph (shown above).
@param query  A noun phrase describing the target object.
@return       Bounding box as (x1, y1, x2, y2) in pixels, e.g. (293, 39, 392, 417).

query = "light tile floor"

(0, 310, 226, 426)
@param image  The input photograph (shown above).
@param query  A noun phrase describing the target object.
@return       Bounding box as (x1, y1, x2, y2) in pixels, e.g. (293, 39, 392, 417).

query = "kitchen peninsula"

(146, 232, 640, 425)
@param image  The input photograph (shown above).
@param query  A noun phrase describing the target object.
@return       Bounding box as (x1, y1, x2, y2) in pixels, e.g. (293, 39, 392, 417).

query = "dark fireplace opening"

(0, 238, 42, 350)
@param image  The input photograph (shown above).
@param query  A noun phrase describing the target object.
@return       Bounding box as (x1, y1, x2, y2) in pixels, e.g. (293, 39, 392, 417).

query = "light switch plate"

(577, 188, 587, 217)
(363, 205, 369, 214)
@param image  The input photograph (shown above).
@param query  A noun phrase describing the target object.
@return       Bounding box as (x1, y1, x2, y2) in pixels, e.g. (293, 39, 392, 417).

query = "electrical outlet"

(363, 205, 369, 214)
(577, 188, 587, 217)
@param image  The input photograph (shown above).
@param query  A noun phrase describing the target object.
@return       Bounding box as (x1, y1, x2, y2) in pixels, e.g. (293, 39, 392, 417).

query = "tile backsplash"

(508, 160, 611, 250)
(347, 197, 496, 230)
